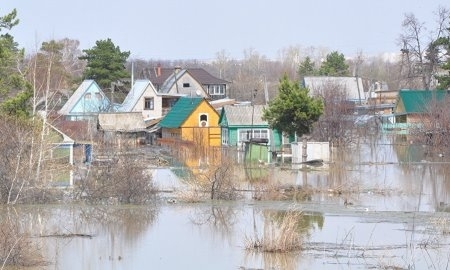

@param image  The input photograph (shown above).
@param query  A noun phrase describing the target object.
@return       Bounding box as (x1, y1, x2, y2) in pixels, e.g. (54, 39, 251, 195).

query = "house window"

(183, 83, 190, 88)
(238, 129, 269, 143)
(221, 128, 229, 145)
(84, 93, 91, 99)
(209, 85, 225, 95)
(95, 92, 102, 99)
(199, 114, 208, 127)
(144, 97, 154, 110)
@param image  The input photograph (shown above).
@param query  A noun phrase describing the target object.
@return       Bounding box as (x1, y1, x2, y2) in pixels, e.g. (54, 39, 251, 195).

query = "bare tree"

(310, 81, 356, 145)
(399, 7, 450, 89)
(0, 117, 38, 204)
(411, 94, 450, 151)
(0, 220, 45, 268)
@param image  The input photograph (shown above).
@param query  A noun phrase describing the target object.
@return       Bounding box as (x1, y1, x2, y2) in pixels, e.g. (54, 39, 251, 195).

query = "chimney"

(174, 65, 181, 74)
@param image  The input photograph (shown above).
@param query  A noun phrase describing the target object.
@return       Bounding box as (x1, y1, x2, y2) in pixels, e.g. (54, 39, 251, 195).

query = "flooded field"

(2, 134, 450, 270)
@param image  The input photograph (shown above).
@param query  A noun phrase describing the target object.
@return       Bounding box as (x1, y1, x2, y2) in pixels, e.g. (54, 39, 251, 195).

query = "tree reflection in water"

(189, 204, 238, 242)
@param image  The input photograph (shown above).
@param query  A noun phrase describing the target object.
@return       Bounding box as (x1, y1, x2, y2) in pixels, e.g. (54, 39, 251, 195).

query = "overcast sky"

(2, 0, 449, 61)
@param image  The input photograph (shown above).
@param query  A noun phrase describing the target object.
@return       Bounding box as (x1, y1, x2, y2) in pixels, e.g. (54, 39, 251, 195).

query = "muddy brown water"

(2, 135, 450, 270)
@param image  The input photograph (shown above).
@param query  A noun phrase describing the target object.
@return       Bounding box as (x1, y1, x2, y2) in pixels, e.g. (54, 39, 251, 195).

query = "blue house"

(58, 80, 111, 121)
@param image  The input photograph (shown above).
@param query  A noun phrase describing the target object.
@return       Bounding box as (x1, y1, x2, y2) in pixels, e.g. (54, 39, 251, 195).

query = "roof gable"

(219, 105, 268, 126)
(58, 80, 110, 115)
(159, 97, 204, 128)
(119, 80, 157, 112)
(159, 70, 189, 93)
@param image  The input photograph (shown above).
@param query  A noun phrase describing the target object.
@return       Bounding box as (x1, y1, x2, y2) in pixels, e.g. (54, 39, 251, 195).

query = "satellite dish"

(196, 90, 202, 96)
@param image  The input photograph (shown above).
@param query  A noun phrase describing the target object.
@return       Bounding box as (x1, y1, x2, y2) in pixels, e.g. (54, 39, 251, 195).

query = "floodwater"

(2, 134, 450, 270)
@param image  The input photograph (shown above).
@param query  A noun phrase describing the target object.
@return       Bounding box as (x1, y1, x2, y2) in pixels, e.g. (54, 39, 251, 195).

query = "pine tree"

(263, 74, 323, 137)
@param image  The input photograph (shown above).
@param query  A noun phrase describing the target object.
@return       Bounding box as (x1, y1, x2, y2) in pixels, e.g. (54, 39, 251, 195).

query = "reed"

(245, 210, 304, 253)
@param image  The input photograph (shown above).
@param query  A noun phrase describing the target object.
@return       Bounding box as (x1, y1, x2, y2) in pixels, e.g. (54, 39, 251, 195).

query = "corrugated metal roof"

(58, 80, 97, 115)
(119, 80, 155, 112)
(397, 89, 448, 113)
(220, 105, 268, 126)
(303, 76, 366, 101)
(159, 97, 203, 128)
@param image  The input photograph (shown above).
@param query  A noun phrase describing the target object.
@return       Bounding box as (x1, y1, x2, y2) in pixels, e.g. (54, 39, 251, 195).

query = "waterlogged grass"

(245, 210, 304, 253)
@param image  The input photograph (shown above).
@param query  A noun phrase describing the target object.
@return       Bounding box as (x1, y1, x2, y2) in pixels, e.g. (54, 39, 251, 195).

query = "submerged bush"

(75, 147, 157, 204)
(0, 221, 45, 267)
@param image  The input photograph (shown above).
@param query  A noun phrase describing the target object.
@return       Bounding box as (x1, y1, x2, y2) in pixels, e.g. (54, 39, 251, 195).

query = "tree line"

(0, 6, 450, 205)
(2, 7, 450, 120)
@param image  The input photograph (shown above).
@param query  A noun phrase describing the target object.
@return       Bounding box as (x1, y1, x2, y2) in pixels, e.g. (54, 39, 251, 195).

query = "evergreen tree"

(298, 56, 316, 83)
(263, 74, 323, 138)
(0, 9, 32, 117)
(318, 51, 349, 76)
(79, 38, 130, 89)
(435, 35, 450, 90)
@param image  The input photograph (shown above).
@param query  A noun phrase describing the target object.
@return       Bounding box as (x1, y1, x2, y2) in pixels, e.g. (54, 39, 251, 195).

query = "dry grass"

(251, 182, 313, 202)
(245, 210, 304, 253)
(430, 216, 450, 235)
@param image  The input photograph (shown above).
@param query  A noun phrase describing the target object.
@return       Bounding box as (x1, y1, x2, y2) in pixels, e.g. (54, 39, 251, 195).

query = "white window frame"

(209, 85, 225, 95)
(221, 128, 229, 145)
(199, 113, 209, 127)
(144, 97, 154, 110)
(237, 128, 269, 146)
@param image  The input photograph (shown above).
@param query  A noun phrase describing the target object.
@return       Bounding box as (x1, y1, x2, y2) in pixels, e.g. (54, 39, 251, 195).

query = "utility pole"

(249, 89, 258, 163)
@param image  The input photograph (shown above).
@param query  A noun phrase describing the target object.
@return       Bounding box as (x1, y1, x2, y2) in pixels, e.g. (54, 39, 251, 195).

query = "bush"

(75, 146, 157, 204)
(0, 221, 45, 267)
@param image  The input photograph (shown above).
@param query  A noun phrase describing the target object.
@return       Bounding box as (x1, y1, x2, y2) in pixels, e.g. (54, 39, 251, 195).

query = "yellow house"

(159, 97, 221, 147)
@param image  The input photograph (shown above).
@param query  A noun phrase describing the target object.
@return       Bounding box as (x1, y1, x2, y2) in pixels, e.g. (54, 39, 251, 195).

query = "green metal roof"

(398, 89, 448, 113)
(159, 97, 203, 128)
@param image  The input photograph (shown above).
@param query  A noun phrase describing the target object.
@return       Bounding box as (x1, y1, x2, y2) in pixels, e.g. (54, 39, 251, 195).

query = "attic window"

(84, 93, 91, 99)
(199, 114, 208, 127)
(144, 97, 154, 110)
(95, 92, 102, 99)
(183, 83, 190, 88)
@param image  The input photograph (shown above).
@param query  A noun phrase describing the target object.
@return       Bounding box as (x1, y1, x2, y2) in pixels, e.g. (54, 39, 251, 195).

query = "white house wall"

(129, 86, 163, 119)
(168, 74, 208, 97)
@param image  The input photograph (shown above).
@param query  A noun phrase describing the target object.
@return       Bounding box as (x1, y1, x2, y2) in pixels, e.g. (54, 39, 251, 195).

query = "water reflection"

(3, 134, 450, 269)
(0, 204, 158, 270)
(189, 204, 239, 242)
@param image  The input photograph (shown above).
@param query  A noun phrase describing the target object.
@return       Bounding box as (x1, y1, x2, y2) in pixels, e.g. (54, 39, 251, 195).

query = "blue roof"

(58, 80, 109, 115)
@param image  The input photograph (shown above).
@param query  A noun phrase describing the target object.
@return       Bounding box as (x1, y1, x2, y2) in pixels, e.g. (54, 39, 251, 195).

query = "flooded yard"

(2, 135, 450, 270)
